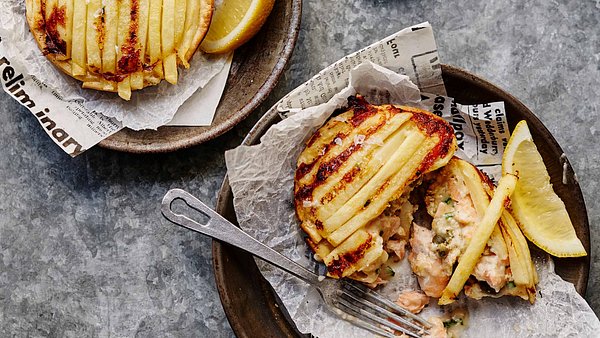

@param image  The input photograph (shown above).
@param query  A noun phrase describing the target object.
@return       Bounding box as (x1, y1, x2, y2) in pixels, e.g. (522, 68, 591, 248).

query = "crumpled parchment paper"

(224, 62, 600, 337)
(0, 0, 228, 130)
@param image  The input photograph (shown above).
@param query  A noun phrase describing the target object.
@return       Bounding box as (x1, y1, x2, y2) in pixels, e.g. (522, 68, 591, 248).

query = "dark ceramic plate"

(98, 0, 302, 153)
(213, 64, 591, 337)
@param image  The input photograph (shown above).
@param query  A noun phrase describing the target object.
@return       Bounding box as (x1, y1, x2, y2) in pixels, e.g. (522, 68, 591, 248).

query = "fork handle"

(161, 189, 321, 285)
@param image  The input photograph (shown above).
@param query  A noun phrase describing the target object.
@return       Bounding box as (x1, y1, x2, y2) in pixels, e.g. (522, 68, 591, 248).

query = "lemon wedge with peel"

(200, 0, 275, 53)
(502, 120, 586, 257)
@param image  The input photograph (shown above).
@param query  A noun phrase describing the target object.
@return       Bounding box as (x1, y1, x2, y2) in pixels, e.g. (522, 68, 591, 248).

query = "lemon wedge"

(502, 120, 586, 257)
(200, 0, 275, 53)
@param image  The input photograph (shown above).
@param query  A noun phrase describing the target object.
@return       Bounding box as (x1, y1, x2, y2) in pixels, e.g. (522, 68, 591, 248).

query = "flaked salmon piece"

(424, 317, 448, 338)
(408, 224, 450, 297)
(367, 196, 415, 261)
(472, 254, 509, 292)
(395, 290, 430, 314)
(385, 239, 407, 260)
(471, 235, 510, 292)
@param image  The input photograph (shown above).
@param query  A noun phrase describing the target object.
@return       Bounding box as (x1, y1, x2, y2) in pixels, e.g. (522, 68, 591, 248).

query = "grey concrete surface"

(1, 0, 599, 336)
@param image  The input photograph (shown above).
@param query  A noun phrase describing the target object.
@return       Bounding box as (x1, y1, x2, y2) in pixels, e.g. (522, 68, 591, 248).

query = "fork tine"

(339, 287, 427, 336)
(335, 297, 423, 338)
(342, 280, 432, 328)
(333, 302, 397, 338)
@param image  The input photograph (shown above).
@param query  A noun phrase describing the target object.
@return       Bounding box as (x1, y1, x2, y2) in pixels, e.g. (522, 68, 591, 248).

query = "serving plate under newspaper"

(213, 64, 590, 337)
(98, 0, 302, 153)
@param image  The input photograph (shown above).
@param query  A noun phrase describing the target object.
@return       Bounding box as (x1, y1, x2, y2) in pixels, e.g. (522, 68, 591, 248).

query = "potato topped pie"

(25, 0, 213, 100)
(294, 95, 457, 284)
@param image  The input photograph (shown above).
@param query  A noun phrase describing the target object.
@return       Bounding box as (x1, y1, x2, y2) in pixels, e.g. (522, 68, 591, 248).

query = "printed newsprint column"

(277, 22, 444, 113)
(0, 38, 123, 157)
(461, 101, 511, 179)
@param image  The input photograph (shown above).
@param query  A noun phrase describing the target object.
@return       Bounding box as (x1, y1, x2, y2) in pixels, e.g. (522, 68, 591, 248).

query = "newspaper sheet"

(278, 22, 446, 113)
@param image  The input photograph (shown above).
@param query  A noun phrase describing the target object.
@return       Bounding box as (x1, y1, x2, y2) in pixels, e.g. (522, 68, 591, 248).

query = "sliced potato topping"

(85, 0, 102, 72)
(71, 0, 87, 75)
(26, 0, 215, 100)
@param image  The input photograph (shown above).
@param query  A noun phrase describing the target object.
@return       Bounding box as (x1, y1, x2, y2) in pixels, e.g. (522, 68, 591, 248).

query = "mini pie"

(25, 0, 214, 100)
(294, 95, 457, 284)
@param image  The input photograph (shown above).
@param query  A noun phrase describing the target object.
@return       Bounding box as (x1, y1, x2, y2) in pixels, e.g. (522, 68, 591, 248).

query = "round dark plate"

(98, 0, 302, 153)
(213, 64, 591, 337)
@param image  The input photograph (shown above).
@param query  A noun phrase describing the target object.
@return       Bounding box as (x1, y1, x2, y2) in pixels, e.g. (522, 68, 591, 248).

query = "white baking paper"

(0, 0, 229, 156)
(167, 53, 234, 126)
(224, 24, 599, 338)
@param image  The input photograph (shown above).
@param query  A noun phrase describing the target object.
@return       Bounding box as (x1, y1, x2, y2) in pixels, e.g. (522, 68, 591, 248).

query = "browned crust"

(25, 0, 80, 81)
(24, 0, 215, 93)
(327, 235, 373, 278)
(406, 108, 456, 174)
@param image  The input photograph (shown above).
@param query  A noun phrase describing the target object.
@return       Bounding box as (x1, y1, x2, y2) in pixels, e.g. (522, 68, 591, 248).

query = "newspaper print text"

(0, 57, 84, 156)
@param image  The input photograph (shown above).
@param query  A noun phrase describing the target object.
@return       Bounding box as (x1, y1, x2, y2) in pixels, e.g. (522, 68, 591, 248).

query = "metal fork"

(161, 189, 431, 337)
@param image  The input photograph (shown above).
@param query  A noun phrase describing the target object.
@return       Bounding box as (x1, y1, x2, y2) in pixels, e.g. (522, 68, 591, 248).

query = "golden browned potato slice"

(162, 0, 178, 84)
(25, 0, 214, 100)
(130, 0, 150, 90)
(71, 0, 87, 75)
(294, 95, 457, 281)
(86, 0, 102, 73)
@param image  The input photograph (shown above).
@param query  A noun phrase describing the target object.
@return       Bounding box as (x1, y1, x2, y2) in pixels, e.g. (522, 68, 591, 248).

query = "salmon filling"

(408, 162, 510, 298)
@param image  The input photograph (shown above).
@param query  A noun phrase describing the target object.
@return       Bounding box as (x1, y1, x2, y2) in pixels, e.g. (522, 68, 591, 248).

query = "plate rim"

(213, 63, 591, 337)
(97, 0, 303, 153)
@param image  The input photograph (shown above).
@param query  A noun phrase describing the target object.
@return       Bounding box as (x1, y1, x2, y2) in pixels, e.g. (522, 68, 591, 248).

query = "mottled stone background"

(1, 0, 599, 337)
